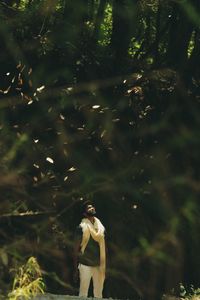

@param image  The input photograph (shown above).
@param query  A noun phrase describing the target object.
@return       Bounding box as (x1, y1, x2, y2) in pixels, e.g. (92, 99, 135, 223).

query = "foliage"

(0, 0, 200, 299)
(98, 3, 113, 47)
(8, 257, 45, 300)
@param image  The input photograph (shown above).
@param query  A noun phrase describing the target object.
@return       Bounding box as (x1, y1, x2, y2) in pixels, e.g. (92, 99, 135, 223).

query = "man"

(74, 201, 106, 298)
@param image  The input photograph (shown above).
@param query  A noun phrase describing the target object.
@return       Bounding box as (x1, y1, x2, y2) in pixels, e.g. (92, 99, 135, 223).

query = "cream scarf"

(79, 217, 106, 277)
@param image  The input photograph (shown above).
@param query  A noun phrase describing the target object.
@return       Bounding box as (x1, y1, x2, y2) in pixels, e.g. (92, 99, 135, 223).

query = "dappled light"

(0, 1, 200, 300)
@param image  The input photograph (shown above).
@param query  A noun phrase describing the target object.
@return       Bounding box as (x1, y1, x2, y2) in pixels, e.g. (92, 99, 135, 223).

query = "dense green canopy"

(0, 1, 200, 299)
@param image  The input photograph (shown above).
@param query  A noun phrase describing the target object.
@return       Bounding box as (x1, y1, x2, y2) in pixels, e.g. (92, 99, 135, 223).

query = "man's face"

(85, 204, 96, 216)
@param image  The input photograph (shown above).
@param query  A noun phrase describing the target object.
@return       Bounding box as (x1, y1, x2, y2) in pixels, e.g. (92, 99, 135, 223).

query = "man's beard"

(86, 211, 96, 216)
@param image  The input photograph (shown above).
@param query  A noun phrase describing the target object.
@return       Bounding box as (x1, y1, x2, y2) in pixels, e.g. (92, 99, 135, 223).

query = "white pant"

(78, 264, 105, 298)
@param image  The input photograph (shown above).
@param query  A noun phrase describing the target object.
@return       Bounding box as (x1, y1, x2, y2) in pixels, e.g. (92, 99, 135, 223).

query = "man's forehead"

(87, 204, 94, 208)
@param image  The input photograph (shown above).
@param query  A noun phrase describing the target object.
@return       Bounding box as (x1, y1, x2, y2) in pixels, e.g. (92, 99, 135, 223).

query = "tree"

(110, 0, 132, 74)
(167, 2, 193, 70)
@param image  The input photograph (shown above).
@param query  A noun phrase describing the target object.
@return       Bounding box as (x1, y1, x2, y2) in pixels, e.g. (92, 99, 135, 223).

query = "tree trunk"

(186, 0, 200, 76)
(88, 0, 95, 22)
(93, 0, 107, 45)
(188, 30, 200, 77)
(110, 0, 132, 74)
(63, 0, 89, 47)
(153, 0, 161, 66)
(167, 3, 193, 70)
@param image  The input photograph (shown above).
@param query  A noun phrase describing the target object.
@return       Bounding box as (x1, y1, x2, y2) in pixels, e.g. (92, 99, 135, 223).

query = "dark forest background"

(0, 0, 200, 299)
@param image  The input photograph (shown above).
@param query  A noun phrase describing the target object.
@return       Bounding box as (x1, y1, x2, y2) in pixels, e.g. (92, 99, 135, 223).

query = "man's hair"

(81, 200, 94, 215)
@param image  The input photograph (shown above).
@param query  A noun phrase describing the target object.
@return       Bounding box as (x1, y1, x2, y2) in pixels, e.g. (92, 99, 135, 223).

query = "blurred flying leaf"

(33, 164, 40, 169)
(68, 167, 76, 172)
(0, 85, 11, 94)
(0, 249, 8, 266)
(46, 157, 54, 164)
(60, 114, 65, 120)
(36, 85, 45, 93)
